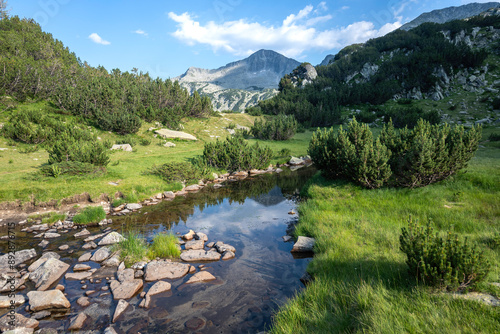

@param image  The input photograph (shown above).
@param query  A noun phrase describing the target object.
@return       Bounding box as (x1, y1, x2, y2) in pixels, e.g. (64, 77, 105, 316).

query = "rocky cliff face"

(175, 50, 300, 112)
(400, 2, 500, 31)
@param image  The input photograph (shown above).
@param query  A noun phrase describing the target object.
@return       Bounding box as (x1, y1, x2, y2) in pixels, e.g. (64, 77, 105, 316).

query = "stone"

(3, 328, 35, 334)
(64, 271, 93, 281)
(215, 242, 236, 254)
(73, 264, 91, 272)
(0, 273, 25, 293)
(27, 290, 70, 311)
(188, 265, 196, 274)
(0, 295, 25, 308)
(29, 257, 69, 291)
(98, 232, 125, 246)
(43, 232, 61, 239)
(110, 279, 143, 300)
(184, 184, 200, 192)
(289, 156, 305, 165)
(186, 271, 216, 284)
(131, 262, 147, 270)
(85, 290, 96, 296)
(74, 228, 91, 238)
(117, 262, 126, 272)
(78, 252, 92, 262)
(163, 191, 175, 199)
(28, 252, 60, 272)
(117, 269, 135, 283)
(112, 299, 129, 323)
(182, 230, 196, 240)
(58, 245, 69, 251)
(111, 144, 132, 152)
(283, 235, 292, 242)
(185, 317, 206, 331)
(180, 250, 221, 262)
(163, 142, 176, 147)
(90, 247, 111, 262)
(222, 251, 235, 260)
(206, 242, 215, 248)
(38, 240, 49, 248)
(84, 233, 105, 242)
(68, 313, 87, 330)
(126, 203, 142, 210)
(144, 260, 189, 281)
(232, 171, 248, 177)
(55, 284, 64, 291)
(0, 249, 37, 270)
(141, 281, 172, 308)
(291, 236, 315, 252)
(194, 232, 208, 242)
(0, 313, 38, 332)
(32, 310, 51, 320)
(76, 296, 90, 307)
(102, 253, 121, 267)
(185, 239, 205, 250)
(155, 129, 197, 141)
(82, 241, 97, 249)
(104, 327, 119, 334)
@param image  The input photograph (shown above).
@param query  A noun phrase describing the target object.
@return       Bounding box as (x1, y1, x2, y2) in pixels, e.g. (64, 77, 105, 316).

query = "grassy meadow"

(0, 101, 313, 205)
(270, 132, 500, 333)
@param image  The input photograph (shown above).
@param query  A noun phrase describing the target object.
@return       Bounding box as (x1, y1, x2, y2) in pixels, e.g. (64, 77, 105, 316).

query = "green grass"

(115, 232, 149, 267)
(27, 211, 67, 225)
(72, 206, 106, 225)
(147, 233, 181, 259)
(270, 148, 500, 333)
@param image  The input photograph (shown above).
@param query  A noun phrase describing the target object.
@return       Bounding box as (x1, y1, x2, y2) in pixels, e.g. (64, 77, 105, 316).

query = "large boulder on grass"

(154, 129, 197, 141)
(111, 144, 132, 152)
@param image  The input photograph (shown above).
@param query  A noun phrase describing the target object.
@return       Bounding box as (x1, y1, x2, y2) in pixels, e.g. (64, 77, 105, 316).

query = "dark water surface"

(2, 167, 316, 334)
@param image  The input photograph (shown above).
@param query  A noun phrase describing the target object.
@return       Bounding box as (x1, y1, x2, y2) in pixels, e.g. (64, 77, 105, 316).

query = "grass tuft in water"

(72, 206, 106, 225)
(148, 233, 181, 259)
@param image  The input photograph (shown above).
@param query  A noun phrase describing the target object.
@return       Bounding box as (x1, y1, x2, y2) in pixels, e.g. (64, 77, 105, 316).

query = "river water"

(1, 166, 316, 333)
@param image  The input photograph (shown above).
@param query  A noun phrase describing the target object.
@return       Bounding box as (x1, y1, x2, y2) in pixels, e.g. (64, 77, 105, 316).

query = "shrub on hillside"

(380, 119, 481, 188)
(400, 218, 490, 290)
(48, 132, 110, 166)
(96, 109, 142, 135)
(251, 114, 298, 141)
(146, 162, 206, 185)
(308, 118, 392, 189)
(40, 161, 105, 177)
(202, 134, 273, 172)
(383, 106, 440, 129)
(246, 106, 263, 116)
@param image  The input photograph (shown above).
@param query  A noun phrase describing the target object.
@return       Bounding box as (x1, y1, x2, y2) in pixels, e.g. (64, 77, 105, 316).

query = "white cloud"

(168, 5, 401, 58)
(341, 6, 350, 11)
(88, 33, 110, 45)
(134, 29, 148, 36)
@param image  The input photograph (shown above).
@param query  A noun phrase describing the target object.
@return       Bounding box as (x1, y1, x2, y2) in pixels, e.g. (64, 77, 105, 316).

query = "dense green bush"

(356, 110, 378, 124)
(380, 119, 481, 188)
(488, 133, 500, 141)
(246, 106, 263, 116)
(202, 135, 273, 172)
(400, 218, 490, 290)
(48, 131, 110, 166)
(383, 106, 440, 128)
(251, 114, 298, 141)
(146, 162, 206, 185)
(73, 206, 106, 225)
(96, 110, 142, 135)
(493, 98, 500, 110)
(309, 118, 481, 189)
(308, 118, 392, 188)
(40, 161, 105, 177)
(139, 137, 151, 146)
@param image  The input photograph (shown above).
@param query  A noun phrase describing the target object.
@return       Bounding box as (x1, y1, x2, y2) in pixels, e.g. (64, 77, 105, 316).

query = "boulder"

(222, 251, 235, 260)
(180, 250, 221, 262)
(186, 271, 216, 284)
(78, 252, 92, 262)
(73, 264, 91, 272)
(0, 313, 38, 332)
(102, 253, 121, 267)
(112, 299, 129, 323)
(82, 241, 97, 249)
(214, 242, 236, 254)
(0, 249, 37, 270)
(144, 260, 189, 281)
(29, 257, 69, 291)
(68, 313, 87, 331)
(76, 296, 90, 307)
(111, 144, 132, 152)
(110, 279, 143, 300)
(117, 269, 135, 283)
(163, 142, 176, 147)
(74, 228, 91, 238)
(0, 295, 25, 308)
(27, 290, 70, 311)
(184, 185, 201, 192)
(163, 191, 175, 199)
(185, 239, 205, 250)
(90, 247, 111, 262)
(0, 273, 25, 292)
(43, 232, 61, 239)
(155, 129, 197, 141)
(140, 281, 171, 308)
(64, 270, 94, 281)
(182, 230, 196, 240)
(291, 236, 315, 252)
(194, 232, 208, 242)
(126, 203, 142, 211)
(98, 232, 125, 246)
(28, 252, 60, 272)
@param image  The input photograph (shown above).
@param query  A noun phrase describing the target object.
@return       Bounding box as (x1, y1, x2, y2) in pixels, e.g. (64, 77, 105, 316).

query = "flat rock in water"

(112, 299, 129, 323)
(102, 253, 121, 267)
(29, 257, 69, 291)
(163, 191, 175, 199)
(3, 327, 35, 334)
(43, 232, 61, 239)
(0, 295, 25, 308)
(58, 244, 69, 251)
(155, 129, 197, 141)
(68, 313, 87, 330)
(74, 228, 91, 238)
(0, 249, 36, 270)
(194, 232, 208, 242)
(110, 279, 143, 300)
(182, 230, 195, 240)
(144, 260, 189, 281)
(215, 242, 236, 254)
(90, 247, 111, 262)
(0, 313, 38, 332)
(82, 241, 97, 249)
(65, 270, 94, 281)
(32, 310, 51, 320)
(291, 236, 315, 253)
(73, 264, 91, 272)
(28, 252, 60, 272)
(180, 250, 221, 262)
(117, 268, 135, 283)
(78, 252, 92, 262)
(98, 232, 125, 246)
(185, 239, 205, 250)
(27, 290, 70, 312)
(126, 203, 142, 211)
(104, 327, 119, 334)
(38, 240, 49, 248)
(186, 271, 216, 284)
(222, 251, 235, 260)
(184, 184, 200, 192)
(141, 281, 172, 308)
(76, 296, 90, 307)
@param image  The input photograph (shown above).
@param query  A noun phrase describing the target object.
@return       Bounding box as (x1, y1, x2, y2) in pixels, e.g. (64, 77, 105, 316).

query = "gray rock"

(186, 271, 216, 284)
(76, 296, 90, 307)
(291, 236, 315, 252)
(68, 313, 87, 331)
(155, 129, 197, 141)
(0, 313, 38, 332)
(43, 232, 61, 239)
(27, 290, 70, 311)
(182, 229, 196, 240)
(73, 264, 91, 272)
(131, 261, 147, 270)
(29, 257, 69, 291)
(64, 270, 94, 281)
(102, 253, 121, 267)
(184, 184, 201, 192)
(194, 232, 208, 242)
(140, 281, 171, 308)
(74, 228, 91, 238)
(185, 239, 205, 250)
(104, 327, 119, 334)
(0, 249, 37, 270)
(112, 299, 129, 323)
(32, 310, 51, 320)
(28, 252, 60, 272)
(82, 241, 97, 249)
(222, 251, 235, 260)
(126, 203, 142, 211)
(163, 142, 176, 147)
(90, 247, 111, 262)
(111, 144, 132, 152)
(163, 191, 175, 199)
(0, 295, 25, 308)
(215, 241, 236, 254)
(110, 279, 143, 300)
(117, 269, 135, 283)
(38, 240, 49, 248)
(98, 232, 125, 246)
(4, 328, 35, 334)
(144, 260, 189, 281)
(58, 244, 69, 251)
(180, 250, 221, 262)
(78, 252, 92, 262)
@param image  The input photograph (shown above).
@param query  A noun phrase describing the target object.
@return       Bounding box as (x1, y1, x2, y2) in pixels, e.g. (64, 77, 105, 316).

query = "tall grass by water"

(115, 232, 180, 267)
(270, 148, 500, 333)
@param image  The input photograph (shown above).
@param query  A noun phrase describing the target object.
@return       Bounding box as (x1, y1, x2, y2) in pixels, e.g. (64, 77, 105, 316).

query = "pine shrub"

(96, 109, 142, 135)
(202, 135, 272, 172)
(146, 162, 206, 185)
(400, 218, 490, 290)
(48, 132, 110, 166)
(251, 114, 298, 141)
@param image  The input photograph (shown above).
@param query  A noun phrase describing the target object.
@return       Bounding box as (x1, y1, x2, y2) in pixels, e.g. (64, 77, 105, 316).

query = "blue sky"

(8, 0, 497, 78)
